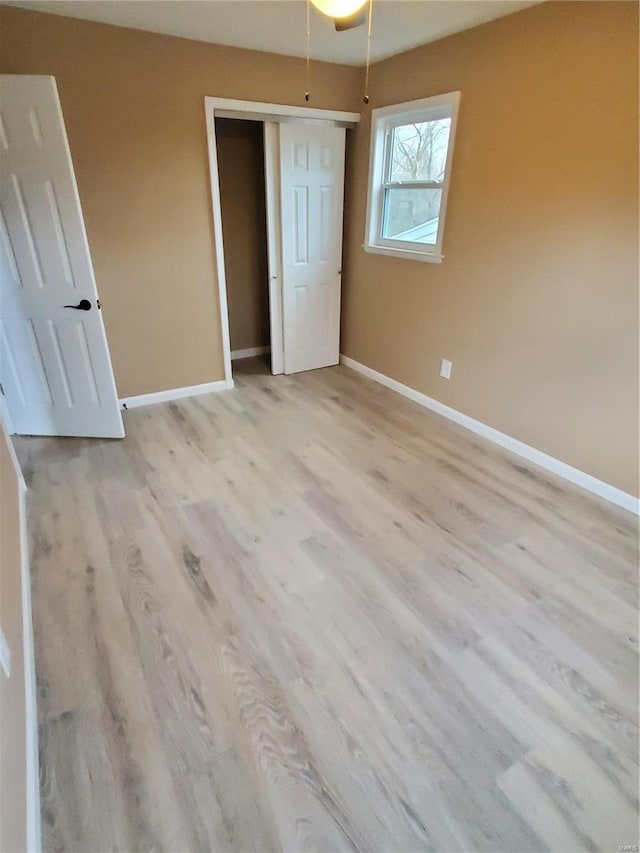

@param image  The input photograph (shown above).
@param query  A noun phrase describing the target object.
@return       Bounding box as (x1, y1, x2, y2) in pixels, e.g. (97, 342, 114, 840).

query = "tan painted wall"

(216, 118, 270, 353)
(0, 5, 361, 397)
(1, 2, 637, 495)
(342, 0, 639, 496)
(0, 421, 27, 853)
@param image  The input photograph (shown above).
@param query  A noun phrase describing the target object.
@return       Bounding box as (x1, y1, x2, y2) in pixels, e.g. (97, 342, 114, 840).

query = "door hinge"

(97, 299, 101, 310)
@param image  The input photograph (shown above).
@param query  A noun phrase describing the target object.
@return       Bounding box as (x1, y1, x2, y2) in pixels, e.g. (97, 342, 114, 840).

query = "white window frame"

(364, 91, 461, 264)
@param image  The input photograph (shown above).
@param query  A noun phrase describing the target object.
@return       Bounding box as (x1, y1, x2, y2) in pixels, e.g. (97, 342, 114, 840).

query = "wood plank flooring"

(15, 358, 639, 853)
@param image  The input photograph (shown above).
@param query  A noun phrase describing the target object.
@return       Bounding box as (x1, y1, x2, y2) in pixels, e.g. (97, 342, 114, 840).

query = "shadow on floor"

(232, 354, 272, 378)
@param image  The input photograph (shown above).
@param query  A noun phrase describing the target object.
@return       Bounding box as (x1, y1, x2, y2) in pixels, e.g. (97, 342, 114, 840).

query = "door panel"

(0, 75, 123, 437)
(1, 319, 52, 404)
(279, 123, 345, 374)
(293, 186, 308, 264)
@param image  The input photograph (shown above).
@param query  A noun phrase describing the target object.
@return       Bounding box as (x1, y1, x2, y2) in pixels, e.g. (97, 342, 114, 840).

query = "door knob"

(63, 299, 92, 311)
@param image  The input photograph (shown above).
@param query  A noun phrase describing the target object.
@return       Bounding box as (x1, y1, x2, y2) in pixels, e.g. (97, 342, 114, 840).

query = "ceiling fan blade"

(333, 9, 366, 30)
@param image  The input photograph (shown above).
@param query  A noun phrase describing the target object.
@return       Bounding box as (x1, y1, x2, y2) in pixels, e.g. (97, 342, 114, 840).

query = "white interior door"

(279, 122, 345, 374)
(0, 75, 123, 438)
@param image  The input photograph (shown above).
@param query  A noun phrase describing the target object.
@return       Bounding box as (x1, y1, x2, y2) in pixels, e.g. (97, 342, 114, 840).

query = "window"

(364, 92, 460, 263)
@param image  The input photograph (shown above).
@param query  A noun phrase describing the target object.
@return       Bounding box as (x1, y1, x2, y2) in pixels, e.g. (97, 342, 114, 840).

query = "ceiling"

(4, 0, 541, 66)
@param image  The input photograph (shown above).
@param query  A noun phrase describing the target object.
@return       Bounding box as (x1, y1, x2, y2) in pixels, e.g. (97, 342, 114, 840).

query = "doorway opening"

(204, 97, 360, 387)
(215, 118, 271, 380)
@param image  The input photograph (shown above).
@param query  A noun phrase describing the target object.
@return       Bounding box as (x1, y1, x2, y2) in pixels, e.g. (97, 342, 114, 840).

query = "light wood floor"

(15, 358, 639, 853)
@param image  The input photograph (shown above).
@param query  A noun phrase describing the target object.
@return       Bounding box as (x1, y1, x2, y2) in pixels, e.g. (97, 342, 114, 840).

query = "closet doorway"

(215, 118, 271, 375)
(204, 98, 360, 386)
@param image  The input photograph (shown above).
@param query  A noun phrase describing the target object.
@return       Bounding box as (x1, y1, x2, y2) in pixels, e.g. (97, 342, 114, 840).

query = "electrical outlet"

(440, 359, 452, 380)
(0, 628, 10, 678)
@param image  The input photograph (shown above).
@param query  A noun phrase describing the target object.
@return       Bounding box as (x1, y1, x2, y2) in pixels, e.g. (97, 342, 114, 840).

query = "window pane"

(382, 188, 442, 244)
(389, 118, 451, 183)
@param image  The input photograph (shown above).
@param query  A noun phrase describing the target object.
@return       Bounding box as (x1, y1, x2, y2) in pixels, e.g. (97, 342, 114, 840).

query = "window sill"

(363, 244, 444, 264)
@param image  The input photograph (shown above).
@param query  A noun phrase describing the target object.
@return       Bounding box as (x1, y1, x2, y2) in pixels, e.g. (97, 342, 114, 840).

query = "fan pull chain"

(363, 0, 374, 104)
(305, 0, 311, 102)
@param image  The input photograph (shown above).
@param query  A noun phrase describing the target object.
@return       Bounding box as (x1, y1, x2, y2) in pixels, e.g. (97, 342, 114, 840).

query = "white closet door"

(279, 122, 345, 374)
(0, 75, 123, 437)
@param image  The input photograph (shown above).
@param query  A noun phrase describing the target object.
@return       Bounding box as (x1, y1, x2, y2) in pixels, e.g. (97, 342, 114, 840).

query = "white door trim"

(204, 102, 234, 391)
(263, 122, 284, 376)
(206, 97, 360, 125)
(204, 97, 360, 386)
(0, 411, 42, 852)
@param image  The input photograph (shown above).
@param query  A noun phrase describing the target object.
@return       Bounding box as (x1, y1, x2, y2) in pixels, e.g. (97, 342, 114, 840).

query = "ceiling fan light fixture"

(310, 0, 368, 21)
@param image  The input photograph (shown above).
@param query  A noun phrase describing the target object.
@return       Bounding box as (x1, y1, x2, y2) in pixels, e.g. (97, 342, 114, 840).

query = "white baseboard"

(20, 476, 41, 853)
(231, 345, 270, 361)
(339, 354, 639, 516)
(0, 413, 41, 851)
(120, 379, 232, 410)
